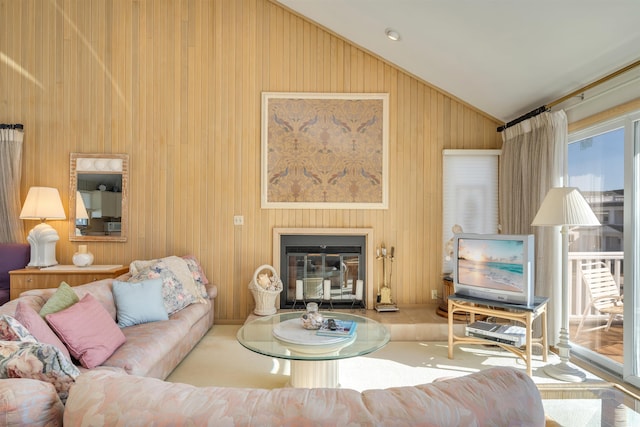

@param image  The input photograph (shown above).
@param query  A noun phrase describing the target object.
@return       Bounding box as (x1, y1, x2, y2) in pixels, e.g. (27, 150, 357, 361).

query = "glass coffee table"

(237, 311, 390, 388)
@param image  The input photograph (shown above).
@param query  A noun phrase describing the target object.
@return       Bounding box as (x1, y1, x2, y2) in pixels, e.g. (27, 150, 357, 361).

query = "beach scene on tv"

(457, 238, 525, 292)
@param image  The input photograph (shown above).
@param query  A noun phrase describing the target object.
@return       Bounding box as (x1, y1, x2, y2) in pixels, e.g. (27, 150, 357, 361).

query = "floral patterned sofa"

(62, 366, 544, 426)
(0, 256, 217, 426)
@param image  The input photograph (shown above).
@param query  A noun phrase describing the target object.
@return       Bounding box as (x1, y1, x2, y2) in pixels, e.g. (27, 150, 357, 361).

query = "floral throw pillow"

(128, 260, 198, 314)
(129, 256, 208, 301)
(0, 315, 37, 343)
(0, 340, 80, 403)
(129, 259, 156, 276)
(182, 255, 210, 298)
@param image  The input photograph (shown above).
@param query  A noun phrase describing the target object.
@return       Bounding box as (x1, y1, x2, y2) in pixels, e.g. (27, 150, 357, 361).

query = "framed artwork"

(261, 92, 389, 209)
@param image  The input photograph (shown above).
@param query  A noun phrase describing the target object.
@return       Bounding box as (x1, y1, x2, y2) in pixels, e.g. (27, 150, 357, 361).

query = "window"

(442, 150, 500, 274)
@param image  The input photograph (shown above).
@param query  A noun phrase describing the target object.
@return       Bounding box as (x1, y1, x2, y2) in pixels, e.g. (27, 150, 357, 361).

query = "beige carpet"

(165, 325, 640, 425)
(166, 324, 604, 392)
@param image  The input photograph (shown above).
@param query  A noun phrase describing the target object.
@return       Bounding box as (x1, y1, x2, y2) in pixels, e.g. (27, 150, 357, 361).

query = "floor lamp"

(532, 187, 600, 382)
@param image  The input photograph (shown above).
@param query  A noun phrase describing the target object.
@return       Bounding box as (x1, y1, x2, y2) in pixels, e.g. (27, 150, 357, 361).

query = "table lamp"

(19, 187, 66, 267)
(76, 191, 89, 221)
(74, 191, 89, 236)
(532, 187, 600, 382)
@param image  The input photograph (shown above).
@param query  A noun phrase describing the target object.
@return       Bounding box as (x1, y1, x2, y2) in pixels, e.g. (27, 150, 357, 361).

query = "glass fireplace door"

(284, 252, 362, 308)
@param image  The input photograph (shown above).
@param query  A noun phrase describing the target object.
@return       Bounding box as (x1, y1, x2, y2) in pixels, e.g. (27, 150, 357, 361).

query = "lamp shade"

(19, 187, 66, 221)
(531, 187, 600, 227)
(75, 191, 89, 220)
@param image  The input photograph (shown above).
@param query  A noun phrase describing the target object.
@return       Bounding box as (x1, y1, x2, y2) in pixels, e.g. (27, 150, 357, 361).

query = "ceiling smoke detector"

(385, 28, 401, 41)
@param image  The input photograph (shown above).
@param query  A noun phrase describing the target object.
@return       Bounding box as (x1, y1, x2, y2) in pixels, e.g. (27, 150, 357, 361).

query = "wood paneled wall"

(0, 0, 501, 323)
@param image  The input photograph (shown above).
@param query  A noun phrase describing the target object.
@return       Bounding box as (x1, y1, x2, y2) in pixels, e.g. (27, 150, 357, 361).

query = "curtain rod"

(0, 124, 23, 130)
(496, 106, 548, 133)
(497, 58, 640, 133)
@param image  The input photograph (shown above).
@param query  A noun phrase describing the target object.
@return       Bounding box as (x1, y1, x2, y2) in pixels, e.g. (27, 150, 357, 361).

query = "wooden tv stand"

(447, 294, 548, 376)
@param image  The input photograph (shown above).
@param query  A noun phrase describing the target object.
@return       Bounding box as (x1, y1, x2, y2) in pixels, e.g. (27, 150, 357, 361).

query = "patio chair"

(576, 262, 624, 337)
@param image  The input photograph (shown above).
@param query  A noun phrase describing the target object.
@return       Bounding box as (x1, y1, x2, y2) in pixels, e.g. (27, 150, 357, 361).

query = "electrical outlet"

(431, 290, 438, 300)
(233, 215, 244, 226)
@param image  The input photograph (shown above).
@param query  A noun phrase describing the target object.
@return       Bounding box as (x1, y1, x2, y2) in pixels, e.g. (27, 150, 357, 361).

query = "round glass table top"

(237, 311, 390, 361)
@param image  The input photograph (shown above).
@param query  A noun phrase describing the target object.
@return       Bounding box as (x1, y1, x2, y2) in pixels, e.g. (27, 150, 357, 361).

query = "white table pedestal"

(290, 358, 339, 388)
(282, 336, 356, 388)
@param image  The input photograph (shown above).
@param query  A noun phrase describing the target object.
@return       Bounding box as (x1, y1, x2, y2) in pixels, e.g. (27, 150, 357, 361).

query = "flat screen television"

(453, 233, 535, 306)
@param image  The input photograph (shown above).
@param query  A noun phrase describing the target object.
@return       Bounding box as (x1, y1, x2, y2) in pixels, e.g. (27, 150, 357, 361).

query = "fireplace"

(273, 228, 374, 310)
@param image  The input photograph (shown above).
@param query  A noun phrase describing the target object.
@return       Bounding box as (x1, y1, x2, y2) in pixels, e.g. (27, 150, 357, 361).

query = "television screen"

(453, 234, 534, 306)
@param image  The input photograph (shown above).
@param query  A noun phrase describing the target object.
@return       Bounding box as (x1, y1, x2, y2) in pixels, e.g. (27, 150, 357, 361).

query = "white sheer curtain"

(499, 110, 567, 346)
(0, 125, 25, 243)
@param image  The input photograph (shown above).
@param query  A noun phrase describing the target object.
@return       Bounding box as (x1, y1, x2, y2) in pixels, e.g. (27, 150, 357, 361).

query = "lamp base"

(26, 223, 60, 268)
(544, 361, 586, 383)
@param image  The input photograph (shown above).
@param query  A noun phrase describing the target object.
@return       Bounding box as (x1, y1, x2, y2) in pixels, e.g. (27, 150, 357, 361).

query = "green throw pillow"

(39, 282, 79, 318)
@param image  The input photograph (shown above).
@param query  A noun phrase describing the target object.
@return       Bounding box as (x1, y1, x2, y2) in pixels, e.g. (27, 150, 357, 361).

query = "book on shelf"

(316, 319, 357, 337)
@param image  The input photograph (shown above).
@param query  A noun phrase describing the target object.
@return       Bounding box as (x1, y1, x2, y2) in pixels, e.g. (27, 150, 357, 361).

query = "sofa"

(0, 243, 30, 305)
(0, 259, 217, 426)
(61, 366, 545, 426)
(0, 263, 545, 426)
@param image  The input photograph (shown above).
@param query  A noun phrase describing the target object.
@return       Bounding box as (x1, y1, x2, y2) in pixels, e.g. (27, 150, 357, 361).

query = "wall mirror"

(69, 153, 129, 242)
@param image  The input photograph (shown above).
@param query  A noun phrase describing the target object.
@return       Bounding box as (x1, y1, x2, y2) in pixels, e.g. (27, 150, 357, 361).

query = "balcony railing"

(568, 251, 624, 321)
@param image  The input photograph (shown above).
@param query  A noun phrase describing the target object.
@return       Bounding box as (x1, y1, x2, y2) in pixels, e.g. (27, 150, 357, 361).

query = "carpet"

(166, 324, 603, 392)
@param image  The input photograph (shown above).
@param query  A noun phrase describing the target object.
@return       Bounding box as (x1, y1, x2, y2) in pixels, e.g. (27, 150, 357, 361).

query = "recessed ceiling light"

(385, 28, 401, 42)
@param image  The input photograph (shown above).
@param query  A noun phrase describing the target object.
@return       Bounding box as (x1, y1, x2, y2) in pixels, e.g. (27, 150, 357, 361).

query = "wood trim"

(569, 98, 640, 132)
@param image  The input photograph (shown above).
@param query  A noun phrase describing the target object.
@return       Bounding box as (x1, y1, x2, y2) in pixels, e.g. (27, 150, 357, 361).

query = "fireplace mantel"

(273, 228, 375, 309)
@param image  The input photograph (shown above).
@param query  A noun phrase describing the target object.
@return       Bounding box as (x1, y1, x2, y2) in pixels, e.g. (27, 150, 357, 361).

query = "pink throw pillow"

(45, 293, 126, 369)
(14, 301, 71, 360)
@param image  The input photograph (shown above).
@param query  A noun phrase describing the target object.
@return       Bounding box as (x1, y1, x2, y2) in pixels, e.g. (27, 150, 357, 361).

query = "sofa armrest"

(0, 378, 64, 426)
(206, 283, 217, 299)
(364, 366, 545, 426)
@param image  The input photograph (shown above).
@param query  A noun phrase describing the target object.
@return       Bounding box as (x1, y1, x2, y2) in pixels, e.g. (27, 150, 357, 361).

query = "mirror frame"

(69, 153, 129, 242)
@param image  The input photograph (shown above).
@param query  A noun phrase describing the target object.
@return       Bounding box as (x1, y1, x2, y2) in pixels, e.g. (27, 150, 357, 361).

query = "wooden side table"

(436, 276, 455, 318)
(9, 265, 128, 300)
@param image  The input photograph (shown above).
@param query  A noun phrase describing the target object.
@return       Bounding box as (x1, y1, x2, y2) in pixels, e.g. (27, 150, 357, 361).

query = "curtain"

(0, 124, 25, 243)
(499, 110, 567, 346)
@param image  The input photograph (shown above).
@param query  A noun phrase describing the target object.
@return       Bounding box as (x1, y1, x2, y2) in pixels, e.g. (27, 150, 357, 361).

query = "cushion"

(129, 259, 156, 275)
(39, 282, 79, 318)
(128, 259, 200, 314)
(0, 378, 65, 425)
(160, 256, 206, 303)
(0, 340, 80, 403)
(45, 293, 126, 369)
(131, 255, 209, 299)
(112, 279, 168, 327)
(14, 301, 71, 360)
(0, 315, 37, 343)
(182, 255, 210, 297)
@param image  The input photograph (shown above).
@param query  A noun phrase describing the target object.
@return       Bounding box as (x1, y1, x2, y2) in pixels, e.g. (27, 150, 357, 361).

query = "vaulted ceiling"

(276, 0, 640, 123)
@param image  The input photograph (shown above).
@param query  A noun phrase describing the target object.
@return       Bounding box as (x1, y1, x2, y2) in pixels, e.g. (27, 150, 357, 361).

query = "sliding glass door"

(625, 119, 640, 387)
(568, 112, 640, 387)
